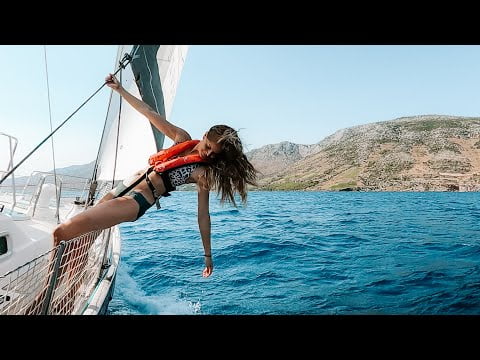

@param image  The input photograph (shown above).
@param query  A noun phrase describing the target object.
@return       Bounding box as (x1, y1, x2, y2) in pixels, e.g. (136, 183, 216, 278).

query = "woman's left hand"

(202, 256, 213, 277)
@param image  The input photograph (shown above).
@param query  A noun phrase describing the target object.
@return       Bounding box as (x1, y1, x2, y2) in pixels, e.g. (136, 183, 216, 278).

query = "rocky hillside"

(247, 115, 480, 191)
(246, 141, 320, 176)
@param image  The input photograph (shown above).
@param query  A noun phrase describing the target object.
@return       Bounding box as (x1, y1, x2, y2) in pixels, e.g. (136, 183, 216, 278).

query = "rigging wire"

(86, 45, 139, 206)
(0, 50, 134, 186)
(111, 65, 122, 190)
(43, 45, 60, 224)
(90, 45, 140, 183)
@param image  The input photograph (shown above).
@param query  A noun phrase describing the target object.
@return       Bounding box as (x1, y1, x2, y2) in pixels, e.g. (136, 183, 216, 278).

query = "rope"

(43, 45, 60, 224)
(0, 51, 134, 186)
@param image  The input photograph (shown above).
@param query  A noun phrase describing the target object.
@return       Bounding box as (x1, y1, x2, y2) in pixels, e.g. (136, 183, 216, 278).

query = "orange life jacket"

(148, 139, 207, 173)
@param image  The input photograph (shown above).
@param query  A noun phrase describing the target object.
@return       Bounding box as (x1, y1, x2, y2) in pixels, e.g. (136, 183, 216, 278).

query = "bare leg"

(25, 196, 140, 314)
(97, 192, 115, 205)
(53, 196, 139, 244)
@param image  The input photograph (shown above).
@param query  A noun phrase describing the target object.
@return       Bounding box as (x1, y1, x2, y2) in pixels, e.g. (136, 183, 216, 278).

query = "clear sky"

(1, 45, 480, 176)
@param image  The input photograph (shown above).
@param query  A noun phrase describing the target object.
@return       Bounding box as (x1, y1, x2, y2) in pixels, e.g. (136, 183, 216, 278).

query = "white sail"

(95, 45, 188, 182)
(157, 46, 189, 122)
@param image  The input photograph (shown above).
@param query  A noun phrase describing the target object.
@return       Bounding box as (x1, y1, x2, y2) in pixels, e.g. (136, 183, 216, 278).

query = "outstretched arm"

(105, 74, 191, 143)
(197, 184, 213, 277)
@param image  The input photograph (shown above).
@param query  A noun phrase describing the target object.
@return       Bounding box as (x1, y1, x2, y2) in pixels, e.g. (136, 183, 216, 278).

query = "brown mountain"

(247, 115, 480, 191)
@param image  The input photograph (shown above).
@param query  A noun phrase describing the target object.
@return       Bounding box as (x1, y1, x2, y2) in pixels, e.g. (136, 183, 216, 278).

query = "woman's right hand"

(105, 73, 121, 91)
(203, 256, 213, 278)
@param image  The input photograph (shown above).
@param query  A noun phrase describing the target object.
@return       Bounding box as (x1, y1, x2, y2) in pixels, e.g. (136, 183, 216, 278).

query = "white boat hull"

(0, 189, 121, 315)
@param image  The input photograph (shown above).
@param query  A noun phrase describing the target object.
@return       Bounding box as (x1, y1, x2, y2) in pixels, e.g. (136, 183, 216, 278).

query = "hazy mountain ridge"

(1, 161, 95, 186)
(55, 161, 95, 178)
(246, 115, 480, 191)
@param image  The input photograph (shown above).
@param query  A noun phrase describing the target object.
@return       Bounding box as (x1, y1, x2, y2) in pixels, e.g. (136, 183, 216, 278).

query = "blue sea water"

(107, 191, 480, 315)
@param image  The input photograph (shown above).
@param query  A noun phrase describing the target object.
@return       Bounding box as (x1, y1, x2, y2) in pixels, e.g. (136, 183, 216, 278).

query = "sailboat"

(0, 45, 189, 314)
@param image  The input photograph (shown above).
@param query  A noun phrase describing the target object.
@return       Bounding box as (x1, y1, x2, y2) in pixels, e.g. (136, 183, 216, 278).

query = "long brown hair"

(203, 125, 257, 206)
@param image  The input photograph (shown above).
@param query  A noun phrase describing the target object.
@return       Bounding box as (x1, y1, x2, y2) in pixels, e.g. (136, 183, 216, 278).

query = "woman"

(52, 74, 258, 278)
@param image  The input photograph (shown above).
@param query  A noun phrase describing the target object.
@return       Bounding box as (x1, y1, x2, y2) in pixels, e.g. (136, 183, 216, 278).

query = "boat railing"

(0, 131, 92, 219)
(0, 226, 113, 315)
(0, 133, 18, 211)
(8, 171, 91, 220)
(28, 173, 63, 218)
(20, 171, 91, 202)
